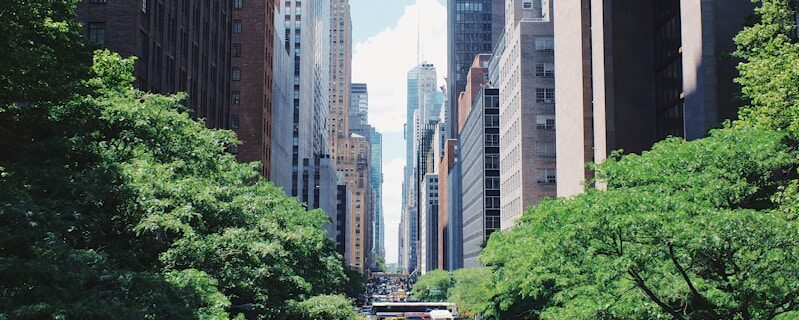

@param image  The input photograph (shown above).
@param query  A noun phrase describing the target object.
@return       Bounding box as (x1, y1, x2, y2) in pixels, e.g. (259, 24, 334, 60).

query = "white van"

(429, 309, 455, 320)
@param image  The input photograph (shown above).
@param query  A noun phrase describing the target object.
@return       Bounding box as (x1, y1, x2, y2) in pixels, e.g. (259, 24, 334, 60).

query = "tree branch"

(668, 243, 703, 301)
(628, 269, 684, 320)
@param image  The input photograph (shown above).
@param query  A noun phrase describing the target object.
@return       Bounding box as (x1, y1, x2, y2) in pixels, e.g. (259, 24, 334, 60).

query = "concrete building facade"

(460, 88, 500, 268)
(282, 0, 330, 210)
(271, 4, 295, 193)
(554, 0, 756, 197)
(497, 0, 556, 230)
(78, 0, 232, 129)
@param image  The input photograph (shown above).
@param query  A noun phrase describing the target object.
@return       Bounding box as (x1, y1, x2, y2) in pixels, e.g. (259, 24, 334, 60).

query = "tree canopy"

(411, 270, 453, 302)
(0, 1, 351, 317)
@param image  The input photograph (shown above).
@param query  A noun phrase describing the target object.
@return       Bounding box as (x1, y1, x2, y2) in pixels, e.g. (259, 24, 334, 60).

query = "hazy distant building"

(370, 128, 385, 260)
(77, 0, 231, 129)
(460, 88, 500, 268)
(401, 63, 439, 273)
(497, 0, 556, 230)
(351, 83, 369, 125)
(554, 0, 755, 197)
(447, 0, 506, 137)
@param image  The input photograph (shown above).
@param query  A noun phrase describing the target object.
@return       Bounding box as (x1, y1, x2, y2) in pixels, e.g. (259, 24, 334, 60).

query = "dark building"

(446, 0, 505, 137)
(460, 88, 500, 268)
(336, 181, 350, 257)
(229, 0, 275, 177)
(77, 0, 232, 129)
(554, 0, 756, 197)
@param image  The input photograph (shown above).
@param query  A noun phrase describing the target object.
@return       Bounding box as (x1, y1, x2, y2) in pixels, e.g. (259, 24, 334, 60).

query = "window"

(485, 115, 499, 127)
(535, 36, 554, 51)
(485, 134, 500, 147)
(234, 0, 243, 9)
(231, 116, 240, 129)
(232, 43, 241, 57)
(535, 62, 554, 77)
(485, 154, 500, 169)
(523, 0, 533, 9)
(232, 67, 241, 81)
(486, 216, 501, 230)
(536, 115, 556, 131)
(536, 88, 555, 103)
(232, 91, 240, 105)
(88, 22, 105, 45)
(141, 0, 147, 13)
(537, 168, 557, 184)
(233, 20, 242, 33)
(485, 177, 500, 190)
(486, 197, 501, 209)
(89, 0, 107, 3)
(537, 143, 556, 158)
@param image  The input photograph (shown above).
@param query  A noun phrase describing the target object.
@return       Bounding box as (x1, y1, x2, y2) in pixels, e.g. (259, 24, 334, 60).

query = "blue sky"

(350, 0, 416, 43)
(351, 0, 447, 264)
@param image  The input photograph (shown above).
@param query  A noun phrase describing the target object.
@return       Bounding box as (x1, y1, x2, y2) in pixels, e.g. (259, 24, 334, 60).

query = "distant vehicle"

(372, 302, 458, 319)
(430, 310, 455, 320)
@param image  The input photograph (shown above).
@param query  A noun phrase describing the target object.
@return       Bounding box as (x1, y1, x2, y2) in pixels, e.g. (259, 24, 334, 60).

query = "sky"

(351, 0, 447, 264)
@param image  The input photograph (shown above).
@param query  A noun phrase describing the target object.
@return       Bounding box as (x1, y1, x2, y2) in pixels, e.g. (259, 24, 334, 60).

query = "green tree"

(0, 49, 349, 318)
(411, 270, 453, 302)
(447, 268, 495, 319)
(0, 0, 90, 105)
(289, 295, 361, 320)
(483, 126, 799, 319)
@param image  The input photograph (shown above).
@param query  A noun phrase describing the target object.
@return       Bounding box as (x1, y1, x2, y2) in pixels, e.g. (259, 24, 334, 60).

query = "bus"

(371, 302, 458, 319)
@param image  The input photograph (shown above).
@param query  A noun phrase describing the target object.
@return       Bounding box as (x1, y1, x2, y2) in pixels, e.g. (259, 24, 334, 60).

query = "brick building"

(229, 0, 276, 177)
(77, 0, 232, 129)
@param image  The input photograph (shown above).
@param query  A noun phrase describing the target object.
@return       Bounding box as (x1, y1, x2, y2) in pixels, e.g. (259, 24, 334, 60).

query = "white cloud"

(353, 0, 447, 134)
(381, 156, 405, 264)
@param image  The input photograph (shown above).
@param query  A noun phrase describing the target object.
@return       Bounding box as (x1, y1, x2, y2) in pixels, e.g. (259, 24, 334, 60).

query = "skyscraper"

(554, 0, 755, 197)
(447, 0, 505, 137)
(401, 63, 439, 273)
(497, 0, 556, 230)
(370, 128, 385, 261)
(330, 0, 352, 159)
(283, 0, 333, 213)
(77, 0, 232, 129)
